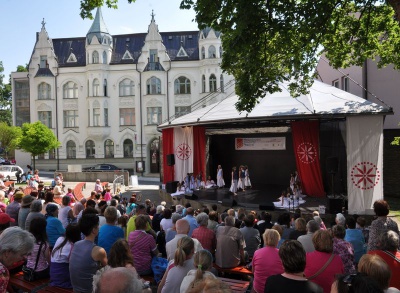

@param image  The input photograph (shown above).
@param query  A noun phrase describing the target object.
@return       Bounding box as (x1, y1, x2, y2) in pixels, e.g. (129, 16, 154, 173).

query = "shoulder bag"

(307, 253, 335, 280)
(22, 242, 43, 281)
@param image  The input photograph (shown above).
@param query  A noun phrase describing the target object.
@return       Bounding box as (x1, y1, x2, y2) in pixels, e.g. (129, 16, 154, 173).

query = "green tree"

(80, 0, 400, 112)
(0, 122, 22, 158)
(0, 61, 12, 125)
(17, 121, 61, 169)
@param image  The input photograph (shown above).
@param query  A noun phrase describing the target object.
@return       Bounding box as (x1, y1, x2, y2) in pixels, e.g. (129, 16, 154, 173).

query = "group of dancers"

(274, 170, 306, 210)
(228, 165, 252, 196)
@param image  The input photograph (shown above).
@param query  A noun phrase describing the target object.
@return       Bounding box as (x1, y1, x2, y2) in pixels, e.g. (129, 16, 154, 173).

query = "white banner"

(346, 116, 383, 214)
(173, 127, 193, 182)
(235, 137, 286, 150)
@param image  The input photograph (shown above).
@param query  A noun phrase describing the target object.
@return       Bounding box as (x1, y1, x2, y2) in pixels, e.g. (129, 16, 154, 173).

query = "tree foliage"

(80, 0, 136, 19)
(80, 0, 400, 112)
(0, 122, 22, 156)
(0, 61, 12, 125)
(17, 122, 61, 168)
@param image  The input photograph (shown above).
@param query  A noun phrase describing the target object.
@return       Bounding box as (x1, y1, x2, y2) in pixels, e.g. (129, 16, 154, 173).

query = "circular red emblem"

(175, 143, 192, 160)
(350, 162, 380, 190)
(297, 142, 317, 164)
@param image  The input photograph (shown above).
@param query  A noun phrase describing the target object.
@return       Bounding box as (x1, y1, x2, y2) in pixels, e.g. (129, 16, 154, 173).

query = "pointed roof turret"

(86, 7, 112, 46)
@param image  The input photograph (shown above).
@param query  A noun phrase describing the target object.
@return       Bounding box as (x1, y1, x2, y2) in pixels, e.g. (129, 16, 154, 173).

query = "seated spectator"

(50, 224, 81, 288)
(126, 204, 156, 240)
(70, 213, 107, 293)
(5, 191, 23, 226)
(332, 224, 356, 274)
(128, 214, 158, 276)
(184, 207, 199, 237)
(358, 254, 400, 292)
(26, 218, 50, 280)
(152, 205, 165, 232)
(18, 195, 34, 230)
(305, 230, 344, 293)
(0, 214, 15, 234)
(368, 200, 399, 252)
(160, 208, 173, 232)
(98, 206, 124, 256)
(165, 213, 182, 243)
(265, 240, 323, 293)
(207, 211, 219, 232)
(53, 180, 64, 197)
(336, 213, 346, 226)
(331, 272, 383, 293)
(368, 230, 400, 290)
(253, 229, 284, 293)
(297, 220, 320, 253)
(159, 236, 195, 293)
(186, 277, 230, 293)
(59, 196, 76, 228)
(25, 200, 45, 231)
(356, 216, 370, 244)
(180, 249, 216, 293)
(215, 216, 245, 269)
(108, 239, 138, 275)
(239, 214, 261, 259)
(313, 216, 327, 230)
(289, 217, 307, 240)
(0, 227, 35, 290)
(92, 266, 144, 293)
(166, 219, 203, 261)
(126, 194, 137, 215)
(45, 204, 65, 249)
(345, 216, 366, 264)
(192, 212, 216, 254)
(278, 212, 294, 240)
(94, 179, 103, 194)
(41, 191, 60, 215)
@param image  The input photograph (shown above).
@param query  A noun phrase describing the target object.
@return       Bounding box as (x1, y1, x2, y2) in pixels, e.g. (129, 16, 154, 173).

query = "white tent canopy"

(159, 80, 391, 129)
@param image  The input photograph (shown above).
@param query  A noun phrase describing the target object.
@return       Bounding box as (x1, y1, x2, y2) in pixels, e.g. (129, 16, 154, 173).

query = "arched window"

(219, 46, 223, 58)
(119, 79, 135, 96)
(174, 76, 191, 94)
(202, 75, 206, 93)
(102, 51, 107, 64)
(220, 74, 224, 93)
(38, 82, 51, 100)
(103, 79, 107, 96)
(146, 76, 161, 94)
(66, 140, 76, 159)
(63, 81, 78, 99)
(85, 140, 95, 158)
(123, 139, 133, 158)
(209, 74, 217, 92)
(92, 51, 99, 64)
(208, 45, 216, 58)
(201, 47, 205, 59)
(93, 79, 100, 96)
(104, 139, 114, 158)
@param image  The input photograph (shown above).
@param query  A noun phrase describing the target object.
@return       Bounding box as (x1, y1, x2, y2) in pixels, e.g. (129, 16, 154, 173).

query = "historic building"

(11, 8, 233, 175)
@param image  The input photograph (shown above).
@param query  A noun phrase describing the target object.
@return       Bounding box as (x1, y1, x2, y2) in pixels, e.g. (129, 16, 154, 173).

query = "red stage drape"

(193, 126, 206, 179)
(291, 121, 325, 197)
(162, 128, 174, 184)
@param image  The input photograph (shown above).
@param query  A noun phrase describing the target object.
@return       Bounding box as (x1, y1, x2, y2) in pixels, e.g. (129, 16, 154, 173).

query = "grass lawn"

(386, 196, 400, 226)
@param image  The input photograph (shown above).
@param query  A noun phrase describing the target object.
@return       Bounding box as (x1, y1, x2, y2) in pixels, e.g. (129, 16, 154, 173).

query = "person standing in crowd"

(217, 165, 225, 188)
(230, 167, 238, 196)
(70, 213, 107, 293)
(0, 227, 35, 291)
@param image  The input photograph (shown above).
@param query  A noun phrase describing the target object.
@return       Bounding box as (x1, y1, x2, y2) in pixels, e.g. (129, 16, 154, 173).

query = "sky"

(0, 0, 199, 79)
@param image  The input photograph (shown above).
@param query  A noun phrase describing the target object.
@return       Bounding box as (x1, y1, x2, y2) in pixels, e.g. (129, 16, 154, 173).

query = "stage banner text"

(235, 137, 286, 150)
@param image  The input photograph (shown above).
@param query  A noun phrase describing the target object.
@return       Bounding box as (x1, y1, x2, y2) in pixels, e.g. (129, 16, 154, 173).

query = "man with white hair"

(165, 219, 203, 260)
(192, 212, 216, 254)
(297, 220, 320, 252)
(92, 267, 145, 293)
(215, 215, 246, 268)
(335, 213, 346, 226)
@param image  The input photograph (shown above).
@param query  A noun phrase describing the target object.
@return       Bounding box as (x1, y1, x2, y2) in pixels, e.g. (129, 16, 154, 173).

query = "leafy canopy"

(17, 121, 61, 157)
(0, 122, 22, 155)
(81, 0, 400, 112)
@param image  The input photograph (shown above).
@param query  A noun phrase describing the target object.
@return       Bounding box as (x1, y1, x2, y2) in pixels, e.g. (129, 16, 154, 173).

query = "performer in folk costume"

(184, 173, 191, 192)
(294, 170, 301, 186)
(237, 166, 244, 191)
(230, 166, 239, 196)
(189, 173, 195, 190)
(217, 165, 225, 188)
(244, 165, 252, 189)
(289, 173, 295, 192)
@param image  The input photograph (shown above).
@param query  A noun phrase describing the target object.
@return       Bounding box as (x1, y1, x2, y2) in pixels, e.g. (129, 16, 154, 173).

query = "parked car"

(82, 164, 121, 172)
(0, 165, 24, 181)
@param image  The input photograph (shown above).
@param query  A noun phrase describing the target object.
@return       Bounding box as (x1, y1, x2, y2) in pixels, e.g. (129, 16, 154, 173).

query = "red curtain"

(162, 128, 174, 183)
(291, 121, 325, 197)
(193, 126, 206, 179)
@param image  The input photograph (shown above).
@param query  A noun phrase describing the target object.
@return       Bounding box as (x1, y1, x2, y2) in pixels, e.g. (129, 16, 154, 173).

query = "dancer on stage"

(217, 165, 225, 188)
(238, 166, 246, 191)
(289, 173, 295, 192)
(230, 166, 239, 196)
(244, 165, 252, 189)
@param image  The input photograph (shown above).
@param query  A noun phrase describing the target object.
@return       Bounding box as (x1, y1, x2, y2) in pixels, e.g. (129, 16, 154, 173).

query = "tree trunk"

(388, 0, 400, 22)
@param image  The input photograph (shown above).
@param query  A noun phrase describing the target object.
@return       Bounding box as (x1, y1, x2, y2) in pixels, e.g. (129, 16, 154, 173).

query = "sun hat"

(13, 191, 24, 200)
(21, 195, 34, 207)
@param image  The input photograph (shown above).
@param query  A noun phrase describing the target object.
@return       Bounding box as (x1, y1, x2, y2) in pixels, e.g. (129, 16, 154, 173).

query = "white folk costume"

(217, 167, 225, 187)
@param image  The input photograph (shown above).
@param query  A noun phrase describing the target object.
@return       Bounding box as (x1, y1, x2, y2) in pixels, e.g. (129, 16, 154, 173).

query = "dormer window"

(208, 45, 216, 58)
(92, 51, 99, 64)
(40, 56, 48, 68)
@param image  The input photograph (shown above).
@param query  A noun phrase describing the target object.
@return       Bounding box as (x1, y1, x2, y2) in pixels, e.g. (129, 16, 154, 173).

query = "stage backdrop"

(346, 116, 383, 214)
(291, 121, 325, 197)
(162, 126, 205, 184)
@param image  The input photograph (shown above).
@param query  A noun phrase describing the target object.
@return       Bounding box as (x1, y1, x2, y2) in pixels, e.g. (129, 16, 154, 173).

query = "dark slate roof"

(52, 31, 200, 68)
(34, 67, 55, 77)
(52, 37, 86, 67)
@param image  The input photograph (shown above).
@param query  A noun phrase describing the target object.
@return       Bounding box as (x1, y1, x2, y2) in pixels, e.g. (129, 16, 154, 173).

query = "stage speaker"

(166, 181, 179, 193)
(328, 197, 342, 214)
(259, 204, 275, 211)
(185, 193, 198, 200)
(167, 154, 175, 166)
(326, 157, 339, 174)
(222, 197, 237, 207)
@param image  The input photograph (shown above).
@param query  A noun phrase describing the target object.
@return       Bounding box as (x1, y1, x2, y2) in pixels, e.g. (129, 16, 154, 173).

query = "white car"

(0, 165, 24, 181)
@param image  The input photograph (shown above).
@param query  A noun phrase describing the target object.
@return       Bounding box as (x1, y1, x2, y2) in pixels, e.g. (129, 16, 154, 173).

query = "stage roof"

(158, 80, 393, 130)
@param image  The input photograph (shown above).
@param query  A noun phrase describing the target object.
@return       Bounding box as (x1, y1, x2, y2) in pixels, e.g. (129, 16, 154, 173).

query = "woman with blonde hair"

(180, 249, 216, 292)
(158, 236, 195, 293)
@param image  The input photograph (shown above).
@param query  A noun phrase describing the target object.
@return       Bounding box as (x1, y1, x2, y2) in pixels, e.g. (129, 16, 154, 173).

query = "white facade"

(11, 10, 233, 174)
